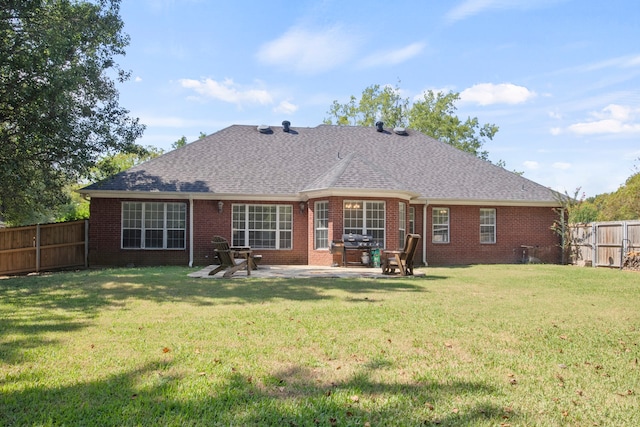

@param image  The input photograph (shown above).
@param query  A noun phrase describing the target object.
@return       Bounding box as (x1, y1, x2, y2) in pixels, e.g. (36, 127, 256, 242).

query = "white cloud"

(179, 78, 273, 106)
(134, 76, 143, 83)
(273, 100, 299, 115)
(579, 54, 640, 73)
(548, 111, 562, 119)
(445, 0, 565, 24)
(523, 160, 540, 170)
(460, 83, 536, 106)
(550, 127, 562, 135)
(552, 162, 571, 170)
(568, 120, 640, 135)
(359, 42, 426, 68)
(567, 104, 640, 135)
(257, 25, 361, 74)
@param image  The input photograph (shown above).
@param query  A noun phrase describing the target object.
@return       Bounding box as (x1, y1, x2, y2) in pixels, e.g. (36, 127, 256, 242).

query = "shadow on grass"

(1, 266, 437, 311)
(0, 359, 518, 426)
(0, 267, 441, 364)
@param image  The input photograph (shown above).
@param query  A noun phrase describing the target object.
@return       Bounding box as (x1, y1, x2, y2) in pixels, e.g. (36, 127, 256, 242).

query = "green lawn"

(1, 265, 638, 426)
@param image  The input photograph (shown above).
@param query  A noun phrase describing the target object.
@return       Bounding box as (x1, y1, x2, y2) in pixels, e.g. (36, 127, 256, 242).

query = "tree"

(172, 136, 188, 150)
(89, 145, 164, 182)
(0, 0, 145, 225)
(53, 145, 164, 222)
(324, 84, 498, 160)
(409, 91, 498, 160)
(596, 172, 640, 221)
(324, 84, 409, 128)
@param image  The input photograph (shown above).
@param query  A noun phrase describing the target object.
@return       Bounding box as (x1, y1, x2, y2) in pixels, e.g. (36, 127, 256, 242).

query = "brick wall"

(425, 205, 561, 265)
(306, 196, 415, 267)
(88, 198, 189, 266)
(179, 199, 308, 266)
(88, 198, 309, 267)
(89, 197, 560, 267)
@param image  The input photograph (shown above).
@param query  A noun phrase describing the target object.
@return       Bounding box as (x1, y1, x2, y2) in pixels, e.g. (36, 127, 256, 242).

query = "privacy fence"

(570, 220, 640, 268)
(0, 220, 88, 275)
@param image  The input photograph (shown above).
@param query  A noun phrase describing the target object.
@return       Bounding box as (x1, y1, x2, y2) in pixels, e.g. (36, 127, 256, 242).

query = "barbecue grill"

(330, 234, 382, 267)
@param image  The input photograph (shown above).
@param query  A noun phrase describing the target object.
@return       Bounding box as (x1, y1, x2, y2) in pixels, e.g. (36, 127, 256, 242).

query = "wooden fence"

(0, 220, 88, 275)
(570, 221, 640, 268)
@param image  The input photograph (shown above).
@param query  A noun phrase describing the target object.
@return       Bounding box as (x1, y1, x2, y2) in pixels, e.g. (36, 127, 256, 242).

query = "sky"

(115, 0, 640, 198)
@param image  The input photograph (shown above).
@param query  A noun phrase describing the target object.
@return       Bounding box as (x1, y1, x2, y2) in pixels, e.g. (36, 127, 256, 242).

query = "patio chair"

(209, 236, 256, 278)
(381, 234, 421, 276)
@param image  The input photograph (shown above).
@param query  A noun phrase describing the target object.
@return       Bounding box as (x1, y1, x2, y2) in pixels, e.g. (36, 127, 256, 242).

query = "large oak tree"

(324, 84, 498, 161)
(1, 0, 144, 225)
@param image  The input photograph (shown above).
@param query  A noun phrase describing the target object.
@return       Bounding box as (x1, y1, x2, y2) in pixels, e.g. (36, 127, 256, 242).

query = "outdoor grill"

(330, 234, 382, 267)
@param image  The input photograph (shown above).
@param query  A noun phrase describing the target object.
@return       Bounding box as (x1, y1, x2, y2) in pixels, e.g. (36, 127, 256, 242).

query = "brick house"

(80, 123, 562, 267)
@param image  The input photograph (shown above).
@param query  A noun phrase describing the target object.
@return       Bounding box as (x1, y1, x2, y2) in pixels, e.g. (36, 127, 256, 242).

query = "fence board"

(0, 220, 87, 275)
(569, 220, 640, 268)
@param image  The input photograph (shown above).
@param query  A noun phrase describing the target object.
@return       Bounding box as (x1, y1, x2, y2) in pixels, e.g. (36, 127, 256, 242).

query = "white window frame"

(232, 204, 293, 249)
(432, 208, 450, 244)
(480, 208, 496, 244)
(121, 202, 186, 250)
(399, 202, 406, 247)
(409, 206, 415, 234)
(343, 200, 385, 246)
(314, 201, 329, 250)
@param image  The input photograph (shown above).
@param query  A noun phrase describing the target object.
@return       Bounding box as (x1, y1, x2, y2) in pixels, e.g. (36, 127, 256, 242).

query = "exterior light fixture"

(217, 201, 224, 213)
(299, 201, 306, 214)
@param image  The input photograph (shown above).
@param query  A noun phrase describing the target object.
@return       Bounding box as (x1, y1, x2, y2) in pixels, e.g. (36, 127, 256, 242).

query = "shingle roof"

(82, 124, 559, 204)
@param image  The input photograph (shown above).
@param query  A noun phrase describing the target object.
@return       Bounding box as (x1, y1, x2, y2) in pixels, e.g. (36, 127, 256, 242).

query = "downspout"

(423, 203, 427, 266)
(189, 195, 194, 267)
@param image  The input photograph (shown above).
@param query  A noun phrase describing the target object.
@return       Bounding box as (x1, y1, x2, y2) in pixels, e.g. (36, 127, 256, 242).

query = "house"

(80, 123, 562, 267)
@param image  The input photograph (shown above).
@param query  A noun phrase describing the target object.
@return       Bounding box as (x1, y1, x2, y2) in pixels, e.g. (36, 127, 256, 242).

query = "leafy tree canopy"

(595, 172, 640, 221)
(324, 84, 498, 161)
(171, 136, 188, 150)
(89, 145, 164, 183)
(0, 0, 145, 225)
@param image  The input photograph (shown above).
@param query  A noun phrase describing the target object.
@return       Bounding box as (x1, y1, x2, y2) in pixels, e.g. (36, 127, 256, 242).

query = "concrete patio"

(189, 264, 426, 279)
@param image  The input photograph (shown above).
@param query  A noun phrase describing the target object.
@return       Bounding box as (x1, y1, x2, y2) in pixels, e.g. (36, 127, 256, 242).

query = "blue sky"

(116, 0, 640, 197)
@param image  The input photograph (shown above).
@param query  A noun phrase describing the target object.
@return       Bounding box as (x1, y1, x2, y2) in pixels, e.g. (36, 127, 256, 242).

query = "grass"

(0, 265, 638, 426)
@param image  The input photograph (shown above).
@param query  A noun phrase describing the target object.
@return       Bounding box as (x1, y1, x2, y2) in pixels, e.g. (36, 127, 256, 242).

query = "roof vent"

(257, 124, 272, 134)
(375, 121, 384, 132)
(394, 127, 407, 135)
(282, 120, 291, 132)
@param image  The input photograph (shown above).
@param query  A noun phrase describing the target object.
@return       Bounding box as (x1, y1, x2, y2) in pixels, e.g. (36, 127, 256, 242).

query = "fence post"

(35, 223, 41, 272)
(84, 219, 89, 268)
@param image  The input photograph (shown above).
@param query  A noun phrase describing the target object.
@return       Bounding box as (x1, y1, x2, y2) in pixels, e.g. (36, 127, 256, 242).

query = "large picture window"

(314, 201, 329, 249)
(480, 208, 496, 244)
(343, 200, 385, 246)
(122, 202, 186, 249)
(432, 208, 449, 243)
(232, 204, 292, 249)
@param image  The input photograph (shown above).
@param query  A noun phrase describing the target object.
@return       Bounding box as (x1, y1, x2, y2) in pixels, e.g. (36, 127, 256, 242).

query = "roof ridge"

(301, 152, 355, 191)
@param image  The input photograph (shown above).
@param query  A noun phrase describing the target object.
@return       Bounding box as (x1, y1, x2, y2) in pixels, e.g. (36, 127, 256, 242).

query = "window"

(232, 204, 292, 249)
(122, 202, 186, 249)
(314, 201, 329, 249)
(432, 208, 449, 243)
(399, 202, 406, 247)
(409, 206, 415, 234)
(343, 200, 385, 246)
(480, 208, 496, 244)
